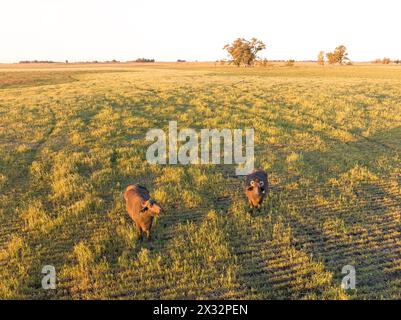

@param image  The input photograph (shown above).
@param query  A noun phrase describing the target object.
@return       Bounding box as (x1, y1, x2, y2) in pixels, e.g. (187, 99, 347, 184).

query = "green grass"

(0, 63, 400, 299)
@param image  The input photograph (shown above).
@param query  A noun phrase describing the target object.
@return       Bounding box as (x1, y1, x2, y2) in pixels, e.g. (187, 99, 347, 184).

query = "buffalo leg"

(145, 230, 152, 241)
(248, 201, 254, 214)
(137, 225, 143, 242)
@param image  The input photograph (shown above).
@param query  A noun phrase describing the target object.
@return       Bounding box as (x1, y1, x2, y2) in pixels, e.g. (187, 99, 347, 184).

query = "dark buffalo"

(124, 184, 162, 241)
(245, 168, 268, 210)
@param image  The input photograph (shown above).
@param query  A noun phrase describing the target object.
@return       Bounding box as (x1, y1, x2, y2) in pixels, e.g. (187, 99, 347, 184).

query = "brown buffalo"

(124, 184, 162, 241)
(245, 168, 268, 210)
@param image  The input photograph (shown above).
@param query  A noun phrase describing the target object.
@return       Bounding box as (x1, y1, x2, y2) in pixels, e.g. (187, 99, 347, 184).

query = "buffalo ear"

(246, 186, 254, 191)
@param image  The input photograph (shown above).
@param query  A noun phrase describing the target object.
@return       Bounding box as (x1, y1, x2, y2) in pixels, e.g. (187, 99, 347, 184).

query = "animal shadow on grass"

(283, 126, 401, 298)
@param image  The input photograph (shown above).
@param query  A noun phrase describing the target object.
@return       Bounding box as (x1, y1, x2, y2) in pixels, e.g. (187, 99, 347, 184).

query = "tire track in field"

(248, 81, 400, 153)
(282, 101, 400, 153)
(219, 79, 400, 154)
(0, 104, 57, 248)
(215, 173, 400, 298)
(0, 101, 60, 298)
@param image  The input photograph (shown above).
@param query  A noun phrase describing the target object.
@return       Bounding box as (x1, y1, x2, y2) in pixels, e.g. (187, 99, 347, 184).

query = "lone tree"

(326, 45, 349, 65)
(223, 38, 266, 67)
(317, 51, 325, 65)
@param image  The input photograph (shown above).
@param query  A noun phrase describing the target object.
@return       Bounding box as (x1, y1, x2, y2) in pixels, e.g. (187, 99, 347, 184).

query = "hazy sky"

(1, 0, 400, 62)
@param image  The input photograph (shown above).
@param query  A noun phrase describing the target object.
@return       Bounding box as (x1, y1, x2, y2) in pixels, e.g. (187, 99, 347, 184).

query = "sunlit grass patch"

(0, 64, 400, 299)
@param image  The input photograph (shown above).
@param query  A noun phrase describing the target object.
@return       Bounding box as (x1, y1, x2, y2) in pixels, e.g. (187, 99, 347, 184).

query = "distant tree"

(373, 57, 391, 64)
(19, 60, 56, 64)
(257, 58, 269, 67)
(285, 59, 295, 67)
(223, 38, 266, 67)
(326, 45, 349, 65)
(326, 52, 336, 64)
(135, 58, 155, 63)
(317, 51, 325, 65)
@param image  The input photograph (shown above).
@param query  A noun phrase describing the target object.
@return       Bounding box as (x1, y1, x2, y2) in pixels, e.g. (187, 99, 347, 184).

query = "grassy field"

(0, 63, 400, 299)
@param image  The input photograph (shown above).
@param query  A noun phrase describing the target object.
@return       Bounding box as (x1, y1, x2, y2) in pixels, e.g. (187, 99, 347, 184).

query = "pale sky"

(1, 0, 400, 62)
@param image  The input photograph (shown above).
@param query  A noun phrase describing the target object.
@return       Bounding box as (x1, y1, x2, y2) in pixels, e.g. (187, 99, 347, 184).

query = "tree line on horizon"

(13, 39, 400, 66)
(222, 37, 400, 67)
(222, 38, 354, 67)
(18, 58, 156, 64)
